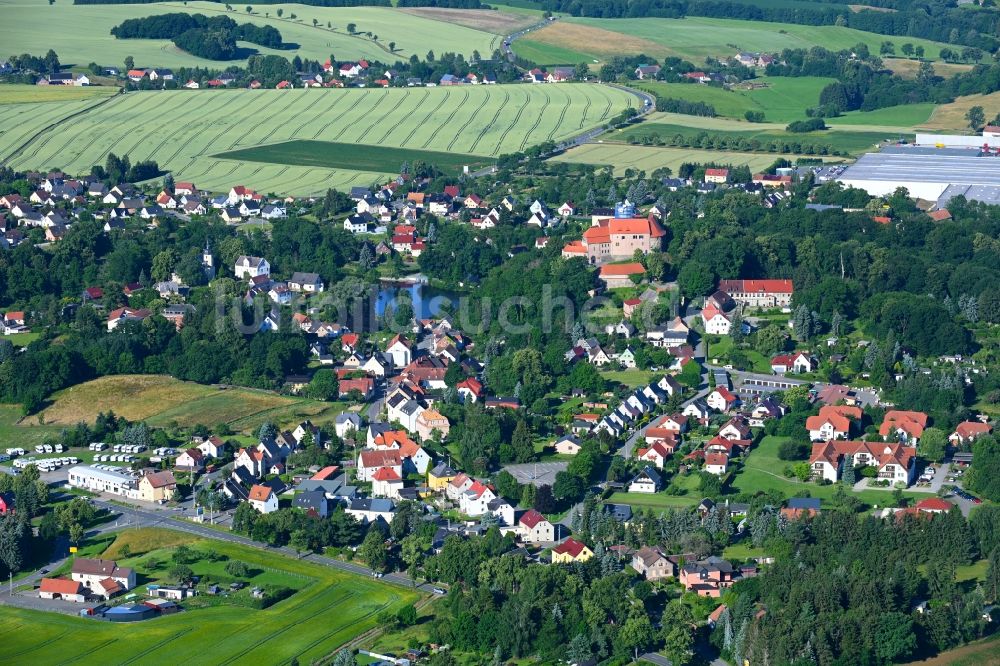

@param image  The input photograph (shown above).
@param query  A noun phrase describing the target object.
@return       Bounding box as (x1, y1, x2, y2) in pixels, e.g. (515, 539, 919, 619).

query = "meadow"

(550, 143, 845, 175)
(616, 121, 901, 155)
(216, 140, 492, 175)
(0, 84, 119, 105)
(0, 84, 636, 194)
(516, 15, 952, 65)
(0, 0, 502, 70)
(636, 77, 835, 123)
(36, 374, 342, 432)
(0, 528, 420, 665)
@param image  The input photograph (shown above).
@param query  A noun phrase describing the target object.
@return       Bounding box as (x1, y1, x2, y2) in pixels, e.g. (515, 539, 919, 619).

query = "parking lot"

(502, 461, 568, 488)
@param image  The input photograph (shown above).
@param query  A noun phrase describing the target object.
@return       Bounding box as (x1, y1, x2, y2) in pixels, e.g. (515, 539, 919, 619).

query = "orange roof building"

(566, 217, 665, 264)
(879, 411, 928, 441)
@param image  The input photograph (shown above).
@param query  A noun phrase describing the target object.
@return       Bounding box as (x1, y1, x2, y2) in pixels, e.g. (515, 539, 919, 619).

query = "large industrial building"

(836, 148, 1000, 205)
(835, 127, 1000, 206)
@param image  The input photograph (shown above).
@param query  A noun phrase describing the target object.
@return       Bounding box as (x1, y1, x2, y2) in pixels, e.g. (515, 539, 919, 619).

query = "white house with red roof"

(637, 441, 674, 469)
(704, 168, 729, 184)
(701, 304, 732, 335)
(704, 452, 729, 475)
(459, 480, 496, 516)
(809, 441, 916, 484)
(456, 377, 483, 403)
(518, 509, 554, 543)
(107, 307, 151, 332)
(248, 484, 278, 513)
(357, 449, 403, 482)
(718, 279, 794, 309)
(770, 352, 816, 374)
(386, 334, 412, 367)
(950, 420, 992, 445)
(807, 405, 861, 441)
(446, 472, 473, 501)
(371, 466, 404, 499)
(707, 387, 739, 413)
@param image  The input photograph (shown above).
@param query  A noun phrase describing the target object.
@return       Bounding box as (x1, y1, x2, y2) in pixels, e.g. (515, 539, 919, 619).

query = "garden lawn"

(0, 528, 420, 665)
(723, 543, 770, 560)
(607, 491, 701, 509)
(1, 84, 636, 195)
(600, 368, 656, 388)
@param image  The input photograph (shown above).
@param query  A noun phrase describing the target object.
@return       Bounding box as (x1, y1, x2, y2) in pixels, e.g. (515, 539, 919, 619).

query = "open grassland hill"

(516, 15, 952, 65)
(37, 374, 342, 431)
(0, 0, 499, 70)
(0, 84, 636, 194)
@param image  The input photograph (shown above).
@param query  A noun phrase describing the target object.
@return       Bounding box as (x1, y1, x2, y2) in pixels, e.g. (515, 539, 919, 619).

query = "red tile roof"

(915, 497, 952, 513)
(359, 449, 402, 469)
(519, 509, 547, 529)
(248, 484, 273, 502)
(553, 537, 588, 558)
(372, 466, 402, 482)
(40, 577, 83, 595)
(599, 262, 646, 277)
(719, 279, 794, 294)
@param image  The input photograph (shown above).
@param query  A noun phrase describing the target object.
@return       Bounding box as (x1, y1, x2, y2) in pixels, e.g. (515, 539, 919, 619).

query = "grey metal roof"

(838, 152, 1000, 186)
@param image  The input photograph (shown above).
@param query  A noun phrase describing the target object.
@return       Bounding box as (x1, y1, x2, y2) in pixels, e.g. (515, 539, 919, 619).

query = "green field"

(32, 374, 342, 434)
(830, 103, 937, 128)
(1, 84, 636, 194)
(617, 121, 900, 154)
(517, 15, 952, 65)
(0, 84, 119, 105)
(0, 528, 419, 665)
(637, 78, 837, 123)
(552, 142, 845, 175)
(0, 0, 500, 69)
(216, 139, 493, 175)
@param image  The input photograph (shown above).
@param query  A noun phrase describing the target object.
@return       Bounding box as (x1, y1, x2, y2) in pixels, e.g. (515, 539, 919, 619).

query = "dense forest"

(111, 13, 284, 60)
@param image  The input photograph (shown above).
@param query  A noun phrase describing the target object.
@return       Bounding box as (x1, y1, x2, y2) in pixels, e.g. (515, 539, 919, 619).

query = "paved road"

(619, 305, 710, 459)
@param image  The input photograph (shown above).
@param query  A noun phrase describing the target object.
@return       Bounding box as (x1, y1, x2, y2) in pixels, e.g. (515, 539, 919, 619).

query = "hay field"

(518, 15, 951, 64)
(922, 91, 1000, 132)
(37, 375, 337, 431)
(0, 84, 636, 194)
(0, 0, 499, 69)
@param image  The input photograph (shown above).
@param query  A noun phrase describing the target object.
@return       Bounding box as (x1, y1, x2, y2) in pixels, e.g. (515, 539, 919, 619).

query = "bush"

(225, 560, 250, 577)
(777, 439, 810, 461)
(786, 118, 827, 133)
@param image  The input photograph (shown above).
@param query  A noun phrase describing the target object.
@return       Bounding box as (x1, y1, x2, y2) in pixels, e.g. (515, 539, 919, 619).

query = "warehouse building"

(836, 150, 1000, 204)
(67, 465, 139, 497)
